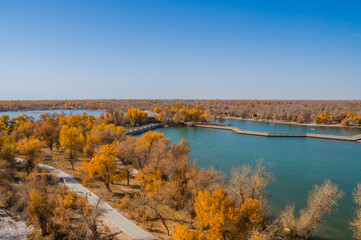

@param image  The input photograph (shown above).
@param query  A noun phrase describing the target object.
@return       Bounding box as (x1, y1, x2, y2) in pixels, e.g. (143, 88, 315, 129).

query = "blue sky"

(0, 0, 360, 100)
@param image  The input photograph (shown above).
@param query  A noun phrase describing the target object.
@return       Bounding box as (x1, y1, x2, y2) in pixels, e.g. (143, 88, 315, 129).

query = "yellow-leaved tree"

(27, 189, 51, 236)
(234, 198, 264, 238)
(13, 119, 34, 140)
(135, 166, 164, 194)
(173, 224, 205, 240)
(137, 131, 165, 151)
(81, 144, 123, 192)
(59, 126, 84, 170)
(136, 131, 165, 169)
(0, 135, 17, 164)
(127, 108, 147, 126)
(194, 188, 240, 240)
(248, 231, 268, 240)
(90, 123, 125, 144)
(190, 188, 265, 240)
(17, 137, 44, 173)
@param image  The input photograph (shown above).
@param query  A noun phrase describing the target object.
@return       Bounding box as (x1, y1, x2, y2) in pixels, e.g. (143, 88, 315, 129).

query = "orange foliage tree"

(127, 108, 147, 126)
(183, 188, 266, 240)
(194, 188, 241, 240)
(136, 131, 165, 169)
(17, 137, 44, 173)
(27, 189, 51, 236)
(0, 115, 16, 134)
(173, 224, 205, 240)
(90, 123, 125, 144)
(0, 136, 17, 163)
(59, 125, 84, 170)
(135, 166, 164, 194)
(81, 144, 123, 192)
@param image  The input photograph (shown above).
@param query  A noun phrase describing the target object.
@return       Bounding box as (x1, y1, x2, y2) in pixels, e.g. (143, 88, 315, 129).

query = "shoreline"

(1, 110, 360, 130)
(225, 117, 361, 129)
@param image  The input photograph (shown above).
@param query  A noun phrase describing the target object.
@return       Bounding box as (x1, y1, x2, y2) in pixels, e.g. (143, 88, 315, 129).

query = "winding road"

(37, 163, 160, 240)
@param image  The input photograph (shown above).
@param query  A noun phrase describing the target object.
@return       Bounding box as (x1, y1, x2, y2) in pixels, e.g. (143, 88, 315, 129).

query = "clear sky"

(1, 0, 360, 100)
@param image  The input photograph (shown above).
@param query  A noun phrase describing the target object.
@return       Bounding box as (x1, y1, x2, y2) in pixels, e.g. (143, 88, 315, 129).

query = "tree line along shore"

(1, 112, 361, 240)
(0, 100, 361, 127)
(225, 117, 361, 129)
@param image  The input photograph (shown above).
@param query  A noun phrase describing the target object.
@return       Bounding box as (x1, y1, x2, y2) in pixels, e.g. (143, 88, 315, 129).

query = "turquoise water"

(226, 119, 361, 136)
(153, 127, 361, 240)
(2, 110, 361, 239)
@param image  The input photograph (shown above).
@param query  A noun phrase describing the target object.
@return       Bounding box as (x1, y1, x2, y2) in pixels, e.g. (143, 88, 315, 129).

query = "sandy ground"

(0, 210, 32, 240)
(101, 217, 133, 240)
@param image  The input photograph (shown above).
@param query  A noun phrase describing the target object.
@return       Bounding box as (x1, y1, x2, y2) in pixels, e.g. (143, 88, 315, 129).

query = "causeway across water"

(194, 124, 361, 142)
(125, 123, 164, 135)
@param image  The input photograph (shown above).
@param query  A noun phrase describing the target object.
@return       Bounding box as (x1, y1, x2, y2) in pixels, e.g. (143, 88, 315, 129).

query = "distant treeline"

(1, 100, 361, 126)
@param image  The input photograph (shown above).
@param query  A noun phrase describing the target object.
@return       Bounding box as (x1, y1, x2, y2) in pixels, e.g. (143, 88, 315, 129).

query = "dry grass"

(41, 149, 191, 240)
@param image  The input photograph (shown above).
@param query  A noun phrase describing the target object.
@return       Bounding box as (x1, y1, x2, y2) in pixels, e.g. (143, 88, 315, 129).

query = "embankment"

(193, 124, 361, 142)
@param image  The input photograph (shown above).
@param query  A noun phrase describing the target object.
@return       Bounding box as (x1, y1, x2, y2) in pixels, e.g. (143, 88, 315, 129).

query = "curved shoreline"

(225, 117, 361, 129)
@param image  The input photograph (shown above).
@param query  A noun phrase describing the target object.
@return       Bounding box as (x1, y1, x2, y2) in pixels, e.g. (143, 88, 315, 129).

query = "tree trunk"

(70, 159, 75, 170)
(39, 216, 48, 236)
(105, 182, 112, 192)
(69, 151, 75, 170)
(158, 213, 170, 236)
(126, 170, 130, 185)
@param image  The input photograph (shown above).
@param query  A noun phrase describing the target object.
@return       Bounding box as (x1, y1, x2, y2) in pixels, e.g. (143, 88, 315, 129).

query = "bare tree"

(350, 184, 361, 240)
(229, 160, 272, 207)
(280, 180, 343, 240)
(81, 198, 105, 240)
(115, 136, 139, 185)
(147, 137, 171, 172)
(279, 205, 296, 237)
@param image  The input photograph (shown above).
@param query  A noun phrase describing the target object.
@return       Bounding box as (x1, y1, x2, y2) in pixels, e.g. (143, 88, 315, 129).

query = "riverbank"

(225, 117, 361, 129)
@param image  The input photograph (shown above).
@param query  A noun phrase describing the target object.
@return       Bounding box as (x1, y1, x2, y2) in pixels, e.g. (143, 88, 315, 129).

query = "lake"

(153, 125, 361, 239)
(2, 110, 361, 239)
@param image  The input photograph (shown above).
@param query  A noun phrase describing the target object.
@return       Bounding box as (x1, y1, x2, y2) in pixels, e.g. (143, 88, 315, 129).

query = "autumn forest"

(1, 100, 361, 240)
(1, 100, 361, 127)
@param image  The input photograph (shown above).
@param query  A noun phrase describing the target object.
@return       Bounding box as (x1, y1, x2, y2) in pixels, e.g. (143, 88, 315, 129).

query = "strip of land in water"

(193, 124, 361, 142)
(126, 122, 361, 142)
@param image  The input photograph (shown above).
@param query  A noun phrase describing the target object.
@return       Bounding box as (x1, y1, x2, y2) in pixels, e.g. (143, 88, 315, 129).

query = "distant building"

(144, 110, 160, 122)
